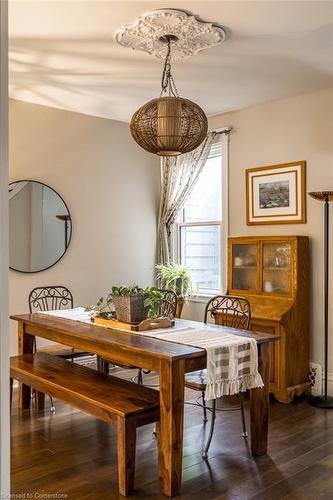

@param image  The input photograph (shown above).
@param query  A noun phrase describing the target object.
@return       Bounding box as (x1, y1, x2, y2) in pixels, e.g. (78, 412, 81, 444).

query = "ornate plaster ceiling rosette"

(115, 9, 226, 59)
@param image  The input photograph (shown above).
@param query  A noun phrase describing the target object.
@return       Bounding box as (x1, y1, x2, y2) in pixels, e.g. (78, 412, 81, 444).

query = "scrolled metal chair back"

(158, 289, 177, 319)
(204, 295, 251, 330)
(28, 286, 74, 313)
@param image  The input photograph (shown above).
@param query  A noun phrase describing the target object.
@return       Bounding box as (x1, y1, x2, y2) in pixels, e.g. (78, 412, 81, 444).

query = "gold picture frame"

(246, 161, 306, 225)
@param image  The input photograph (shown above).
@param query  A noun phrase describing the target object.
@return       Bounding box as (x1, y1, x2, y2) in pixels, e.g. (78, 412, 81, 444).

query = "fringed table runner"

(38, 308, 264, 400)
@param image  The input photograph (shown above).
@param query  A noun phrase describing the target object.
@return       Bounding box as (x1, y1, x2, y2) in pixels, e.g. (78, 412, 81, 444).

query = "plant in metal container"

(155, 263, 197, 317)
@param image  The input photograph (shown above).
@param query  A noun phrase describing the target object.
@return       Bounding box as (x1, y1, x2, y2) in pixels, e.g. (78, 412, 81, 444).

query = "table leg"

(250, 342, 270, 456)
(17, 321, 34, 409)
(158, 359, 185, 497)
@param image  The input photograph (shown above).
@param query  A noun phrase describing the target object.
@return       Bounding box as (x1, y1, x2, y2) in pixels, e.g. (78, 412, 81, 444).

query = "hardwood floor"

(11, 366, 333, 499)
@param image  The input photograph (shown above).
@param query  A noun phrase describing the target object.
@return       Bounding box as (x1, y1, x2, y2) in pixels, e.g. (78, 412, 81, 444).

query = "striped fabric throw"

(139, 328, 264, 401)
(38, 308, 264, 401)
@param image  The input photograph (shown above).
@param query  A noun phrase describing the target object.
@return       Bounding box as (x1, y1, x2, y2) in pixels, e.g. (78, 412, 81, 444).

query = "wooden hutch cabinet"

(227, 236, 310, 403)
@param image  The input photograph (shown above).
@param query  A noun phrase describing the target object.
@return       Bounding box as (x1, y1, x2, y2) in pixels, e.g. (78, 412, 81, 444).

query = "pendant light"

(116, 9, 226, 157)
(130, 35, 208, 157)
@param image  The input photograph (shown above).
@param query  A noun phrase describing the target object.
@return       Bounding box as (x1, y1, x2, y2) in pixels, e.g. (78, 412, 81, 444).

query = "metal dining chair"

(184, 295, 251, 458)
(97, 289, 178, 384)
(28, 286, 91, 411)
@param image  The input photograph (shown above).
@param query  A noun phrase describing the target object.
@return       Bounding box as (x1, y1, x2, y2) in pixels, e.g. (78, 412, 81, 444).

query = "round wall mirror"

(9, 180, 72, 273)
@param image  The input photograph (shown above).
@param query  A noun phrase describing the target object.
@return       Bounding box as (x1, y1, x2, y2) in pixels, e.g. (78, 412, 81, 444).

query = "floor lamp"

(309, 191, 333, 408)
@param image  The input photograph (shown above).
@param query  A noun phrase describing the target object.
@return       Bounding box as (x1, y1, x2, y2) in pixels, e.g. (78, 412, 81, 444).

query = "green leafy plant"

(110, 285, 164, 319)
(143, 288, 164, 319)
(86, 284, 164, 320)
(85, 295, 114, 319)
(155, 263, 198, 300)
(110, 284, 144, 296)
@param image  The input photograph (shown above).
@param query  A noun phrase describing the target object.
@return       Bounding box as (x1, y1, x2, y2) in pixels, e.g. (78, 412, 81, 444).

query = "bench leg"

(35, 390, 45, 411)
(116, 418, 136, 496)
(96, 356, 103, 372)
(97, 356, 109, 374)
(18, 322, 34, 409)
(102, 360, 109, 375)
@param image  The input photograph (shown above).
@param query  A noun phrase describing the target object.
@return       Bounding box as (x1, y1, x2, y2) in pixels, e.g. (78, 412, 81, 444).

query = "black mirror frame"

(9, 179, 73, 274)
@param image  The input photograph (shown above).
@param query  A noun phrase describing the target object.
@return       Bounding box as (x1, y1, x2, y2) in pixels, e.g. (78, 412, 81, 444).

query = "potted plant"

(110, 285, 146, 323)
(86, 285, 165, 324)
(155, 263, 197, 317)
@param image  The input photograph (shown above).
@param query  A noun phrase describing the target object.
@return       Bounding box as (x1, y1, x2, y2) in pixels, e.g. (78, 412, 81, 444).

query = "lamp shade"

(130, 96, 208, 156)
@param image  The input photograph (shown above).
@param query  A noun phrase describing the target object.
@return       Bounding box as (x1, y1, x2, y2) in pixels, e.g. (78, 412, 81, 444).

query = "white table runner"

(37, 308, 263, 400)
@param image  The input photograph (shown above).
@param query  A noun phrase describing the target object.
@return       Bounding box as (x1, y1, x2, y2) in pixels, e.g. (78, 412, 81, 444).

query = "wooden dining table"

(11, 313, 279, 497)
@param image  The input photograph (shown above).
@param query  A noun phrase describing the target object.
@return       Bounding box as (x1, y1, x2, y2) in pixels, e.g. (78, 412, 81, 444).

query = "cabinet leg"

(273, 383, 311, 404)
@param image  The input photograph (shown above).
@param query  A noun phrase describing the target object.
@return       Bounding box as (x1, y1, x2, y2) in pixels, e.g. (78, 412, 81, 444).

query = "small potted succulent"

(155, 263, 197, 317)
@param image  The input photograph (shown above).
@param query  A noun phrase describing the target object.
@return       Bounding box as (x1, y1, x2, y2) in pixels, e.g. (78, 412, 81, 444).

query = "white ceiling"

(9, 1, 333, 123)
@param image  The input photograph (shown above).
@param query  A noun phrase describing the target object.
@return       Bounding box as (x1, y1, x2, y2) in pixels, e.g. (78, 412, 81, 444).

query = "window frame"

(172, 129, 230, 298)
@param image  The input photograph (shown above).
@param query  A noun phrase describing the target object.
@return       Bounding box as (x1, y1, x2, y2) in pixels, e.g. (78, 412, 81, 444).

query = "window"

(175, 138, 224, 295)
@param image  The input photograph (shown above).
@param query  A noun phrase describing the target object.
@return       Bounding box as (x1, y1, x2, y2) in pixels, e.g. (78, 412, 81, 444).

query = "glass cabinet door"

(262, 242, 291, 294)
(232, 244, 258, 291)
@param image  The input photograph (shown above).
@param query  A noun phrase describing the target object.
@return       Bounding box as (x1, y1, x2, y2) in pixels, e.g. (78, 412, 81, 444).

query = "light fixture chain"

(169, 74, 179, 98)
(160, 38, 179, 98)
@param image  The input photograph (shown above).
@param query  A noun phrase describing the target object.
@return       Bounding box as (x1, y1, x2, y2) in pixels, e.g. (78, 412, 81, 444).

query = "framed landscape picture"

(246, 161, 306, 225)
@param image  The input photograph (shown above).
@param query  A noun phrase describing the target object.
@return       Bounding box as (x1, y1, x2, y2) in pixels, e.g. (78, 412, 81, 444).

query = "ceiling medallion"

(115, 8, 226, 59)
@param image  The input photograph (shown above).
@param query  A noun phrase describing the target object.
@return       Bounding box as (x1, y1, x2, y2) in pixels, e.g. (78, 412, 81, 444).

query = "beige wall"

(9, 99, 159, 355)
(183, 87, 333, 392)
(9, 88, 333, 392)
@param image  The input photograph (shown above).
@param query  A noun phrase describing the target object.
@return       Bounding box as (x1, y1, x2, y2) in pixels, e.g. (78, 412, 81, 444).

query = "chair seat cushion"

(185, 369, 208, 390)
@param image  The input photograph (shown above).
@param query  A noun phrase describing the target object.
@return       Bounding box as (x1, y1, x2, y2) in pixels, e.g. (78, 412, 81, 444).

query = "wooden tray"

(91, 316, 175, 332)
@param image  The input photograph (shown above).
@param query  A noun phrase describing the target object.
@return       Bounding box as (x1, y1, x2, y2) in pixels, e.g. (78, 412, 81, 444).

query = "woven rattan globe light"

(130, 95, 208, 157)
(130, 35, 208, 156)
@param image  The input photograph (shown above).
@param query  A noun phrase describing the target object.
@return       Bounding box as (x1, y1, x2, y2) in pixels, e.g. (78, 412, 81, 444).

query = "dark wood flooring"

(11, 366, 333, 500)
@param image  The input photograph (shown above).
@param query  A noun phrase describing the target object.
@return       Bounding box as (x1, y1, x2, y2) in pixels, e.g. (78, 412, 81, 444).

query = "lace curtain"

(157, 131, 216, 264)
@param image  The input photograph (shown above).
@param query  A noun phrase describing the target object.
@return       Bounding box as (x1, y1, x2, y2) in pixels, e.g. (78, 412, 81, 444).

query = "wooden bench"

(33, 345, 92, 411)
(10, 352, 160, 496)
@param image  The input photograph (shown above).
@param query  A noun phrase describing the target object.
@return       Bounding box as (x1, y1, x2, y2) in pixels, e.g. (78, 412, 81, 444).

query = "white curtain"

(157, 131, 216, 264)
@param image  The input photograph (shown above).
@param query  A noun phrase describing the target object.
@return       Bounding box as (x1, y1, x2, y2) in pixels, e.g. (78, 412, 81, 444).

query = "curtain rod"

(211, 126, 232, 135)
